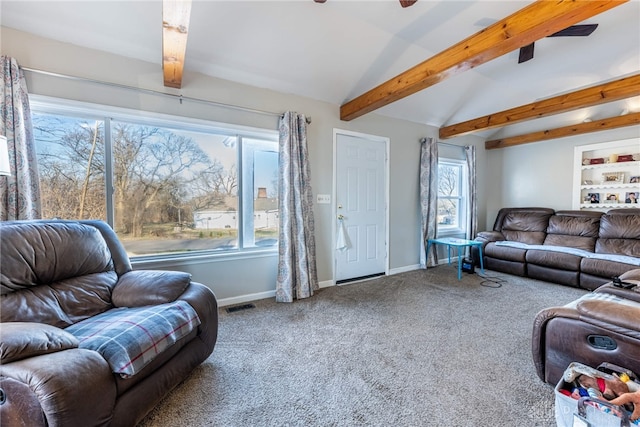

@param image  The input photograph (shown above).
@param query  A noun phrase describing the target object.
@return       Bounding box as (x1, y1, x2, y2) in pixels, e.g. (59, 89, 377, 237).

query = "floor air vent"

(225, 303, 256, 313)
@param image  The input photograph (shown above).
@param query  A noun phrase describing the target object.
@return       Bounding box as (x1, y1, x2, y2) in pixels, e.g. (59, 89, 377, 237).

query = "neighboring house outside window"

(31, 97, 278, 259)
(437, 158, 467, 238)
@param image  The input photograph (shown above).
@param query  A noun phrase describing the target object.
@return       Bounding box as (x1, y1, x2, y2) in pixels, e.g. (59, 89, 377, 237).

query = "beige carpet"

(138, 266, 587, 427)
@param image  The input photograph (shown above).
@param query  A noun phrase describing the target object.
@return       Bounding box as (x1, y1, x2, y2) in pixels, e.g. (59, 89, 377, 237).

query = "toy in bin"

(555, 362, 640, 427)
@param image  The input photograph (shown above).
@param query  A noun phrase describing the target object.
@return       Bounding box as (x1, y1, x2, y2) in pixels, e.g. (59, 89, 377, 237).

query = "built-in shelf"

(581, 160, 640, 171)
(573, 139, 640, 211)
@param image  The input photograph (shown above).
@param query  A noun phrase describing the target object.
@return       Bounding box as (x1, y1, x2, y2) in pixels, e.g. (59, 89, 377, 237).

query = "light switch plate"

(317, 194, 331, 204)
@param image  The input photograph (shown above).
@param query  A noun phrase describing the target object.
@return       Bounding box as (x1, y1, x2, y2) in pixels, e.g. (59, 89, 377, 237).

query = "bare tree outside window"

(437, 163, 460, 227)
(32, 110, 278, 257)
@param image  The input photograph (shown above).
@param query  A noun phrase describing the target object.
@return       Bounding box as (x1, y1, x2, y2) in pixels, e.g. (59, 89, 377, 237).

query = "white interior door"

(335, 132, 387, 283)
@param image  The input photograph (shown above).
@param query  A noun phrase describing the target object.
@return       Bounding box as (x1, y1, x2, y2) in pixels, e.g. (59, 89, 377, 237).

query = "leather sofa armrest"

(0, 323, 78, 364)
(620, 269, 640, 282)
(475, 231, 505, 245)
(112, 270, 192, 307)
(594, 283, 640, 304)
(531, 307, 582, 382)
(0, 349, 116, 426)
(177, 282, 218, 353)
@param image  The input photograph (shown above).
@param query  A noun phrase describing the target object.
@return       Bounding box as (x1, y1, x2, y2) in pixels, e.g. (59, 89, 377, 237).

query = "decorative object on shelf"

(589, 158, 605, 165)
(588, 193, 600, 204)
(626, 192, 638, 204)
(633, 153, 640, 161)
(616, 154, 634, 162)
(631, 176, 639, 184)
(609, 153, 618, 163)
(582, 179, 593, 185)
(601, 172, 624, 183)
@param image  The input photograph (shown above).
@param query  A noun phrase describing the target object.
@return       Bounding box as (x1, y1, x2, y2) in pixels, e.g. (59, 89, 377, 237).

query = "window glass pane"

(32, 100, 277, 259)
(438, 164, 460, 197)
(437, 199, 459, 226)
(111, 121, 238, 256)
(33, 113, 106, 221)
(253, 150, 278, 247)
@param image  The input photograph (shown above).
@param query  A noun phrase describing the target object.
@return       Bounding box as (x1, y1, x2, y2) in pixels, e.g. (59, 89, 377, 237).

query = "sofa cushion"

(500, 210, 551, 245)
(65, 300, 201, 378)
(543, 214, 600, 251)
(526, 249, 582, 270)
(580, 258, 639, 280)
(596, 213, 640, 256)
(0, 272, 117, 328)
(0, 221, 118, 327)
(484, 242, 527, 262)
(112, 270, 192, 308)
(0, 222, 115, 295)
(0, 322, 79, 363)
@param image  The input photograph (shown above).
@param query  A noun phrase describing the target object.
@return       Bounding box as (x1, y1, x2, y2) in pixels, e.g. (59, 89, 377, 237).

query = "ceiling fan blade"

(518, 43, 535, 63)
(400, 0, 418, 7)
(548, 23, 599, 37)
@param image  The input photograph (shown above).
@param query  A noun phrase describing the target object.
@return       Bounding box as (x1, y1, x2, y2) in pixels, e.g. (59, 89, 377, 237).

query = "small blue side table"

(427, 237, 484, 280)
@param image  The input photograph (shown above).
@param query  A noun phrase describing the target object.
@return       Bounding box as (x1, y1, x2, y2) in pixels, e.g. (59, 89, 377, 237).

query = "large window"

(32, 99, 278, 258)
(437, 159, 467, 235)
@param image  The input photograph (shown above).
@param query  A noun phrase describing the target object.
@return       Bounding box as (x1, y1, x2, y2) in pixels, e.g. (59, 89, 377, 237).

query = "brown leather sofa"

(532, 268, 640, 385)
(474, 207, 640, 290)
(0, 220, 218, 427)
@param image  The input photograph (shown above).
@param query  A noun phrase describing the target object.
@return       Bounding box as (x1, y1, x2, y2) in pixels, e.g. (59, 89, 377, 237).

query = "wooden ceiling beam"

(339, 0, 627, 122)
(485, 112, 640, 150)
(162, 0, 192, 89)
(440, 73, 640, 139)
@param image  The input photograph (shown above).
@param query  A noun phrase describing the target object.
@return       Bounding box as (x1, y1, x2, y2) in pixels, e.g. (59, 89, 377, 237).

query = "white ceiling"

(2, 0, 639, 140)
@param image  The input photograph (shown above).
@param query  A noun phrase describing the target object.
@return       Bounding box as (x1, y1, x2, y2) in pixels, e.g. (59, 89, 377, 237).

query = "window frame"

(30, 95, 279, 262)
(436, 157, 468, 237)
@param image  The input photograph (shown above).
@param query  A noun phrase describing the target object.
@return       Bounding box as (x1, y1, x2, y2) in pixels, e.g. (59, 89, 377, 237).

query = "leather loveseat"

(532, 268, 640, 385)
(473, 207, 640, 290)
(0, 220, 218, 427)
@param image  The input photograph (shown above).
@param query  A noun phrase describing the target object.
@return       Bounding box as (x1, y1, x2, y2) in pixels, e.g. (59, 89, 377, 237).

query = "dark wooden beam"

(340, 0, 627, 121)
(485, 112, 640, 150)
(440, 74, 640, 139)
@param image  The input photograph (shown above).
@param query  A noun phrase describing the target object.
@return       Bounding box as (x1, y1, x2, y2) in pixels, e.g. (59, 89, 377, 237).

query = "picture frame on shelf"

(587, 193, 600, 204)
(631, 176, 639, 184)
(601, 172, 624, 183)
(605, 193, 619, 203)
(626, 192, 638, 204)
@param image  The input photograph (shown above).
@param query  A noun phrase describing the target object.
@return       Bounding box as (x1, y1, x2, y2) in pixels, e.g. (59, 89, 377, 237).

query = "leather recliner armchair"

(0, 220, 218, 427)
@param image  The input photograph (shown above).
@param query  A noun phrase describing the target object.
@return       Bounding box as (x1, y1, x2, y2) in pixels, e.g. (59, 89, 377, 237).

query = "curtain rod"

(420, 138, 465, 149)
(438, 141, 466, 149)
(20, 66, 312, 123)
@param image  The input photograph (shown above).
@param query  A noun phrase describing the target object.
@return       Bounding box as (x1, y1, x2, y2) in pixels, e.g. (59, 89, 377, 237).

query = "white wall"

(1, 27, 488, 304)
(484, 128, 640, 230)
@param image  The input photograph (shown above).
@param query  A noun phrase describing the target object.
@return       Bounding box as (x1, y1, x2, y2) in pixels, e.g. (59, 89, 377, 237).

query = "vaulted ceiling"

(1, 0, 639, 148)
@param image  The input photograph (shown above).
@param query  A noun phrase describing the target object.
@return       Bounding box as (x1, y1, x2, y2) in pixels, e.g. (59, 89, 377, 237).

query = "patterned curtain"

(465, 145, 477, 240)
(275, 112, 318, 302)
(0, 56, 41, 220)
(419, 137, 438, 268)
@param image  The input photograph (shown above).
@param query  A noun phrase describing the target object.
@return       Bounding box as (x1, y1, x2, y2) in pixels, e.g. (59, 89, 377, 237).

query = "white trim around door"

(333, 128, 390, 285)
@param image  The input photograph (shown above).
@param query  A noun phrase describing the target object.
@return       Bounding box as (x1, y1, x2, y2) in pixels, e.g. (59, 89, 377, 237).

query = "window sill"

(131, 248, 277, 269)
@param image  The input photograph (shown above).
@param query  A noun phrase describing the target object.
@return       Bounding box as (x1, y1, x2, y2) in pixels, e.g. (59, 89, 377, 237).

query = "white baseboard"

(217, 290, 276, 308)
(319, 279, 334, 289)
(388, 264, 421, 275)
(218, 265, 423, 307)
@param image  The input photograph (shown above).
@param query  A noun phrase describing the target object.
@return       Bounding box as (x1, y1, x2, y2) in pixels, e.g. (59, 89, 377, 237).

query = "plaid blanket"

(65, 300, 200, 378)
